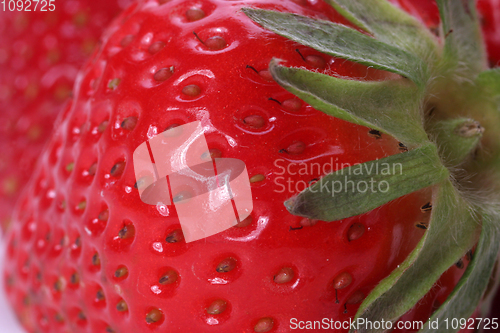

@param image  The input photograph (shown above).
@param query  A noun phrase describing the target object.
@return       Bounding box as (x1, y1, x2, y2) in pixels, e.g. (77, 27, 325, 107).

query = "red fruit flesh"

(0, 1, 133, 232)
(3, 0, 470, 332)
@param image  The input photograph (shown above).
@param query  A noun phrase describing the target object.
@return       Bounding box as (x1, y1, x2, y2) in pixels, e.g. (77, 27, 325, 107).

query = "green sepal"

(436, 0, 486, 75)
(324, 0, 438, 59)
(418, 214, 500, 333)
(268, 60, 428, 146)
(242, 8, 429, 87)
(429, 118, 483, 167)
(284, 143, 448, 222)
(477, 68, 500, 96)
(351, 181, 480, 333)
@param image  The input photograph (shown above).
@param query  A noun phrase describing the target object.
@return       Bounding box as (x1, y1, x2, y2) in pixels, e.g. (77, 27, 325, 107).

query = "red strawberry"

(0, 0, 135, 232)
(3, 1, 500, 333)
(477, 0, 500, 65)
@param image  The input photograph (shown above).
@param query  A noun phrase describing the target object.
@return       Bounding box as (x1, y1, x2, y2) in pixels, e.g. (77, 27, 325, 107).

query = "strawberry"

(477, 0, 500, 65)
(3, 1, 500, 333)
(0, 0, 135, 232)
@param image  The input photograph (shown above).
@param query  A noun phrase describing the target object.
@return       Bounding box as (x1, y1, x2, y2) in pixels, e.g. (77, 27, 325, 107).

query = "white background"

(0, 236, 26, 332)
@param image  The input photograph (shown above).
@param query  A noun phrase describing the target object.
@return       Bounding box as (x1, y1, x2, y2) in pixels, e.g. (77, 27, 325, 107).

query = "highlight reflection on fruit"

(1, 1, 500, 333)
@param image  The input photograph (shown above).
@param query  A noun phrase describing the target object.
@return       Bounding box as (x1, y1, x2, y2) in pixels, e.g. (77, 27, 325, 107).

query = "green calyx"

(244, 1, 500, 332)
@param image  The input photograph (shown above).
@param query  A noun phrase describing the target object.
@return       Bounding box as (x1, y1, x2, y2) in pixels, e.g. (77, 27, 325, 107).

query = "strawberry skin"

(477, 0, 500, 65)
(3, 1, 472, 332)
(0, 0, 134, 232)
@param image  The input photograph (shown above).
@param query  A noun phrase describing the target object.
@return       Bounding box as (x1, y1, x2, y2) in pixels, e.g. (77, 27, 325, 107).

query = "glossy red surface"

(2, 0, 486, 332)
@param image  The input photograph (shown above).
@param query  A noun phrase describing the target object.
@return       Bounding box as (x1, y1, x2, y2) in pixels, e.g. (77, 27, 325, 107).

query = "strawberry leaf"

(284, 144, 448, 221)
(418, 214, 500, 333)
(242, 8, 429, 87)
(324, 0, 438, 58)
(436, 0, 486, 75)
(351, 181, 480, 333)
(268, 60, 428, 146)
